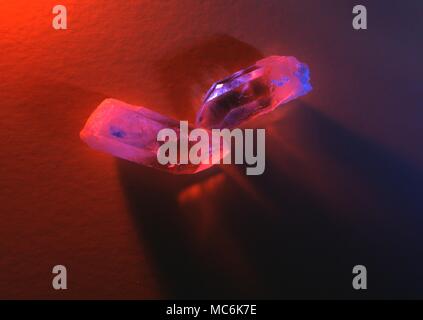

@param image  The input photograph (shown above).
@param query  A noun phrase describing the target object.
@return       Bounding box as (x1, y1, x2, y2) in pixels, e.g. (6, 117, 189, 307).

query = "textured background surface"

(0, 0, 422, 299)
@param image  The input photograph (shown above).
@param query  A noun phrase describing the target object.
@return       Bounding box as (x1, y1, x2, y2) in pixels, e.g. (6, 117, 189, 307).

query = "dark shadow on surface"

(117, 35, 423, 299)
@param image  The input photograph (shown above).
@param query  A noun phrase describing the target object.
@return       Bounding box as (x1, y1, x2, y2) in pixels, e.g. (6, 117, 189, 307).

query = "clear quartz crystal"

(80, 99, 215, 174)
(80, 56, 312, 174)
(196, 56, 312, 129)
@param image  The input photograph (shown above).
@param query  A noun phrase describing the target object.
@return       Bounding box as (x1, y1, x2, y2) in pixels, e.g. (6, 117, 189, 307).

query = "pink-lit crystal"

(81, 56, 312, 174)
(196, 56, 312, 129)
(80, 99, 214, 174)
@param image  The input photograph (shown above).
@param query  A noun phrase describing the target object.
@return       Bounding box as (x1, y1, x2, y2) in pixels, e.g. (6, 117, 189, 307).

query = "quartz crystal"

(80, 99, 215, 174)
(80, 56, 312, 174)
(196, 56, 312, 129)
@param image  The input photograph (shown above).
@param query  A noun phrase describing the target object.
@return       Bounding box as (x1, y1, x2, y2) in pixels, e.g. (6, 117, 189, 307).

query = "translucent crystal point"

(80, 99, 215, 174)
(196, 56, 312, 129)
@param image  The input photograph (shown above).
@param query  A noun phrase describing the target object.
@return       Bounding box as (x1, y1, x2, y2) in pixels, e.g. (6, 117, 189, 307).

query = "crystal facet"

(196, 56, 312, 129)
(80, 99, 215, 174)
